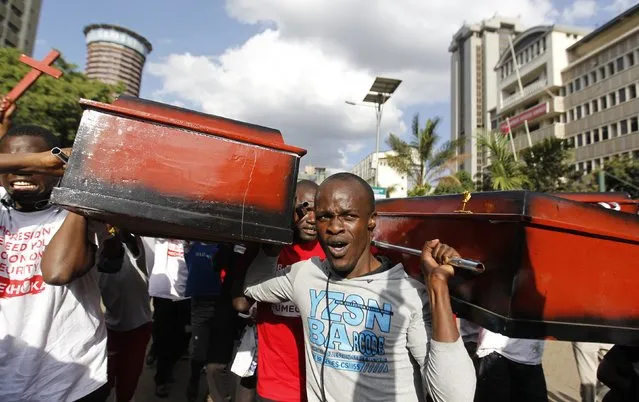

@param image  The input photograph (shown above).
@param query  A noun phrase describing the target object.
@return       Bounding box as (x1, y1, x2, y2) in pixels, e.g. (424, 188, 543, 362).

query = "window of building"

(568, 82, 574, 94)
(601, 95, 608, 109)
(593, 129, 600, 142)
(5, 39, 15, 47)
(602, 126, 609, 140)
(575, 78, 582, 91)
(583, 75, 589, 87)
(534, 42, 540, 55)
(631, 117, 638, 132)
(610, 92, 617, 106)
(629, 52, 636, 67)
(584, 103, 590, 115)
(7, 22, 19, 34)
(576, 105, 582, 119)
(617, 57, 625, 72)
(592, 99, 599, 113)
(634, 150, 639, 160)
(630, 84, 637, 99)
(541, 37, 546, 51)
(586, 161, 593, 172)
(577, 134, 583, 147)
(11, 5, 23, 17)
(597, 128, 606, 141)
(585, 131, 592, 144)
(569, 109, 575, 121)
(619, 88, 627, 103)
(590, 71, 597, 84)
(608, 62, 615, 76)
(599, 66, 606, 80)
(620, 119, 629, 135)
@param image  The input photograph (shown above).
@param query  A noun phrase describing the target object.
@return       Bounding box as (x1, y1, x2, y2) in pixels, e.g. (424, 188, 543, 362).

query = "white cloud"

(148, 0, 559, 169)
(562, 0, 598, 22)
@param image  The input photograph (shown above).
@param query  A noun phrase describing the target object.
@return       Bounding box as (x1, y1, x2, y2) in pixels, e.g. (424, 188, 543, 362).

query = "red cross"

(5, 50, 63, 103)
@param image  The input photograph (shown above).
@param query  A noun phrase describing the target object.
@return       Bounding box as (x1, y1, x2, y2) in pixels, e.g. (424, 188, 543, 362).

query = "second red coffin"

(50, 96, 307, 245)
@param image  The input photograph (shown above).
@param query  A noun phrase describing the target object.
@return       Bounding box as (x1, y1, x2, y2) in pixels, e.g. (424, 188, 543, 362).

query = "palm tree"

(386, 114, 467, 195)
(476, 131, 527, 191)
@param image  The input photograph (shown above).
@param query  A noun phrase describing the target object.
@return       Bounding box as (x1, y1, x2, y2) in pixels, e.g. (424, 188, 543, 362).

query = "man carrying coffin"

(244, 172, 476, 402)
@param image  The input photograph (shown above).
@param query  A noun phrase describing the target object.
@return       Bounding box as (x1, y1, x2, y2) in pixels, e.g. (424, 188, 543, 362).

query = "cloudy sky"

(35, 0, 636, 170)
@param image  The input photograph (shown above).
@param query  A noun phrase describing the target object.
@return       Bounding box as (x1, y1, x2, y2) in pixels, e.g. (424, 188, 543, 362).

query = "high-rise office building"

(0, 0, 42, 56)
(562, 3, 639, 172)
(449, 17, 524, 179)
(84, 24, 152, 97)
(494, 25, 587, 153)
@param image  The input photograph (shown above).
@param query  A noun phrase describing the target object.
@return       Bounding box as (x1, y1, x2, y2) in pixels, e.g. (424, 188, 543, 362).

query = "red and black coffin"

(373, 191, 639, 345)
(50, 96, 307, 245)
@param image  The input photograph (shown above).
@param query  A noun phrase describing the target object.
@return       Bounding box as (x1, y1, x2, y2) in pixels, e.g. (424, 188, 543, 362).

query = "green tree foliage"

(386, 114, 466, 195)
(598, 157, 639, 198)
(0, 48, 124, 145)
(433, 170, 474, 194)
(520, 137, 576, 192)
(476, 132, 527, 191)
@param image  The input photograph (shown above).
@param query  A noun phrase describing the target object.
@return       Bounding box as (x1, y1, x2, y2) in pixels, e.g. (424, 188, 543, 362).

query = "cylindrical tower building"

(83, 24, 152, 97)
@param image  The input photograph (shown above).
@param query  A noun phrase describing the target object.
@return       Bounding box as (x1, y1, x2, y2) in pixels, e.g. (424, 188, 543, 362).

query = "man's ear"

(368, 211, 377, 231)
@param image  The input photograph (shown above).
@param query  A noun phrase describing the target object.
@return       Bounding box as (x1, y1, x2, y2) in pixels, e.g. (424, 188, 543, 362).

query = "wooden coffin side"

(374, 193, 639, 344)
(51, 108, 301, 244)
(80, 98, 307, 156)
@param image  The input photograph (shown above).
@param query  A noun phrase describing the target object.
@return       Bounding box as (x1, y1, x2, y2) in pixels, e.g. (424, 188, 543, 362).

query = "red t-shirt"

(256, 240, 325, 402)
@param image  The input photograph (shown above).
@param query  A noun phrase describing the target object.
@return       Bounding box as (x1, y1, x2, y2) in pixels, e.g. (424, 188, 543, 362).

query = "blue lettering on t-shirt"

(306, 289, 393, 374)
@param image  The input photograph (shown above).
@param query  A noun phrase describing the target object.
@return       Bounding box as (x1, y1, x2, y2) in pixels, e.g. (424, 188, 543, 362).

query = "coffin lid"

(79, 96, 307, 156)
(375, 190, 639, 244)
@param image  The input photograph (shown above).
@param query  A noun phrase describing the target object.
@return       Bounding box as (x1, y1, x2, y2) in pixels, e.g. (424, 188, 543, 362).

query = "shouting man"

(236, 179, 326, 402)
(244, 173, 476, 402)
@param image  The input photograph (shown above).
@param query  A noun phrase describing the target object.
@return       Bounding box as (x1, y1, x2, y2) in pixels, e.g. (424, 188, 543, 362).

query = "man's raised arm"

(406, 239, 476, 401)
(243, 244, 298, 304)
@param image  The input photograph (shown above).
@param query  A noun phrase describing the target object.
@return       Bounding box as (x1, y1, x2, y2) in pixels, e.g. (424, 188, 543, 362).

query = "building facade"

(350, 151, 410, 198)
(495, 26, 587, 153)
(449, 16, 524, 179)
(0, 0, 41, 56)
(84, 24, 152, 97)
(562, 4, 639, 172)
(298, 165, 329, 184)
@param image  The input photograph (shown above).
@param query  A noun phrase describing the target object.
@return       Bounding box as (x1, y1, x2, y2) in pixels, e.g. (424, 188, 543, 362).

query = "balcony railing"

(501, 79, 548, 109)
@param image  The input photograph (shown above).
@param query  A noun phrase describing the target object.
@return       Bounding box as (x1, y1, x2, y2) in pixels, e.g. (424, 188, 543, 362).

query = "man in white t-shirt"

(474, 327, 547, 401)
(0, 125, 109, 401)
(142, 237, 191, 398)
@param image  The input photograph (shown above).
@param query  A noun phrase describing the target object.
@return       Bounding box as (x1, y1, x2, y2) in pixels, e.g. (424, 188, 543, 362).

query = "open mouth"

(326, 240, 349, 258)
(11, 180, 38, 191)
(301, 226, 317, 235)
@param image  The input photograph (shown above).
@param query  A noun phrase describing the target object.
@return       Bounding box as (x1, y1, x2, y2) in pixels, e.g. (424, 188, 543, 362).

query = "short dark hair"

(0, 125, 61, 150)
(297, 179, 319, 191)
(320, 172, 375, 213)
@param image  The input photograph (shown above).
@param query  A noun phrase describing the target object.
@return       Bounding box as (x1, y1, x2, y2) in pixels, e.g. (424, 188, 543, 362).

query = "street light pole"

(374, 96, 383, 187)
(346, 77, 402, 189)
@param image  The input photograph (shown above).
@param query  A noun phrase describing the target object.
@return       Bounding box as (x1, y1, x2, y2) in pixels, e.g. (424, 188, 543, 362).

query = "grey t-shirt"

(244, 249, 476, 402)
(98, 236, 152, 332)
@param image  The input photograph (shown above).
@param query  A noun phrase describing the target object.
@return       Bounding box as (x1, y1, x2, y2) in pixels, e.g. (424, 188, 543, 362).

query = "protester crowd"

(0, 97, 637, 402)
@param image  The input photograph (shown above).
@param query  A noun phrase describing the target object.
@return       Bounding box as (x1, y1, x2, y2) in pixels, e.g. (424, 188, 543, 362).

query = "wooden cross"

(4, 50, 63, 103)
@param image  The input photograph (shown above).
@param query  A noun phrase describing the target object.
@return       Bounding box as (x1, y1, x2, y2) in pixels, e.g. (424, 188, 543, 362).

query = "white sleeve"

(406, 290, 476, 402)
(243, 247, 298, 304)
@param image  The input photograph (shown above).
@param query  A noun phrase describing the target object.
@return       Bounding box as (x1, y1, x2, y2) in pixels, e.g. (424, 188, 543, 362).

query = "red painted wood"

(81, 111, 293, 211)
(5, 50, 62, 102)
(373, 191, 639, 342)
(112, 96, 285, 145)
(80, 99, 305, 155)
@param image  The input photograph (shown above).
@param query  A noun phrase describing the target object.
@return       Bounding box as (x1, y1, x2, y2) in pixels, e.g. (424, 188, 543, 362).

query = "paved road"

(132, 340, 583, 402)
